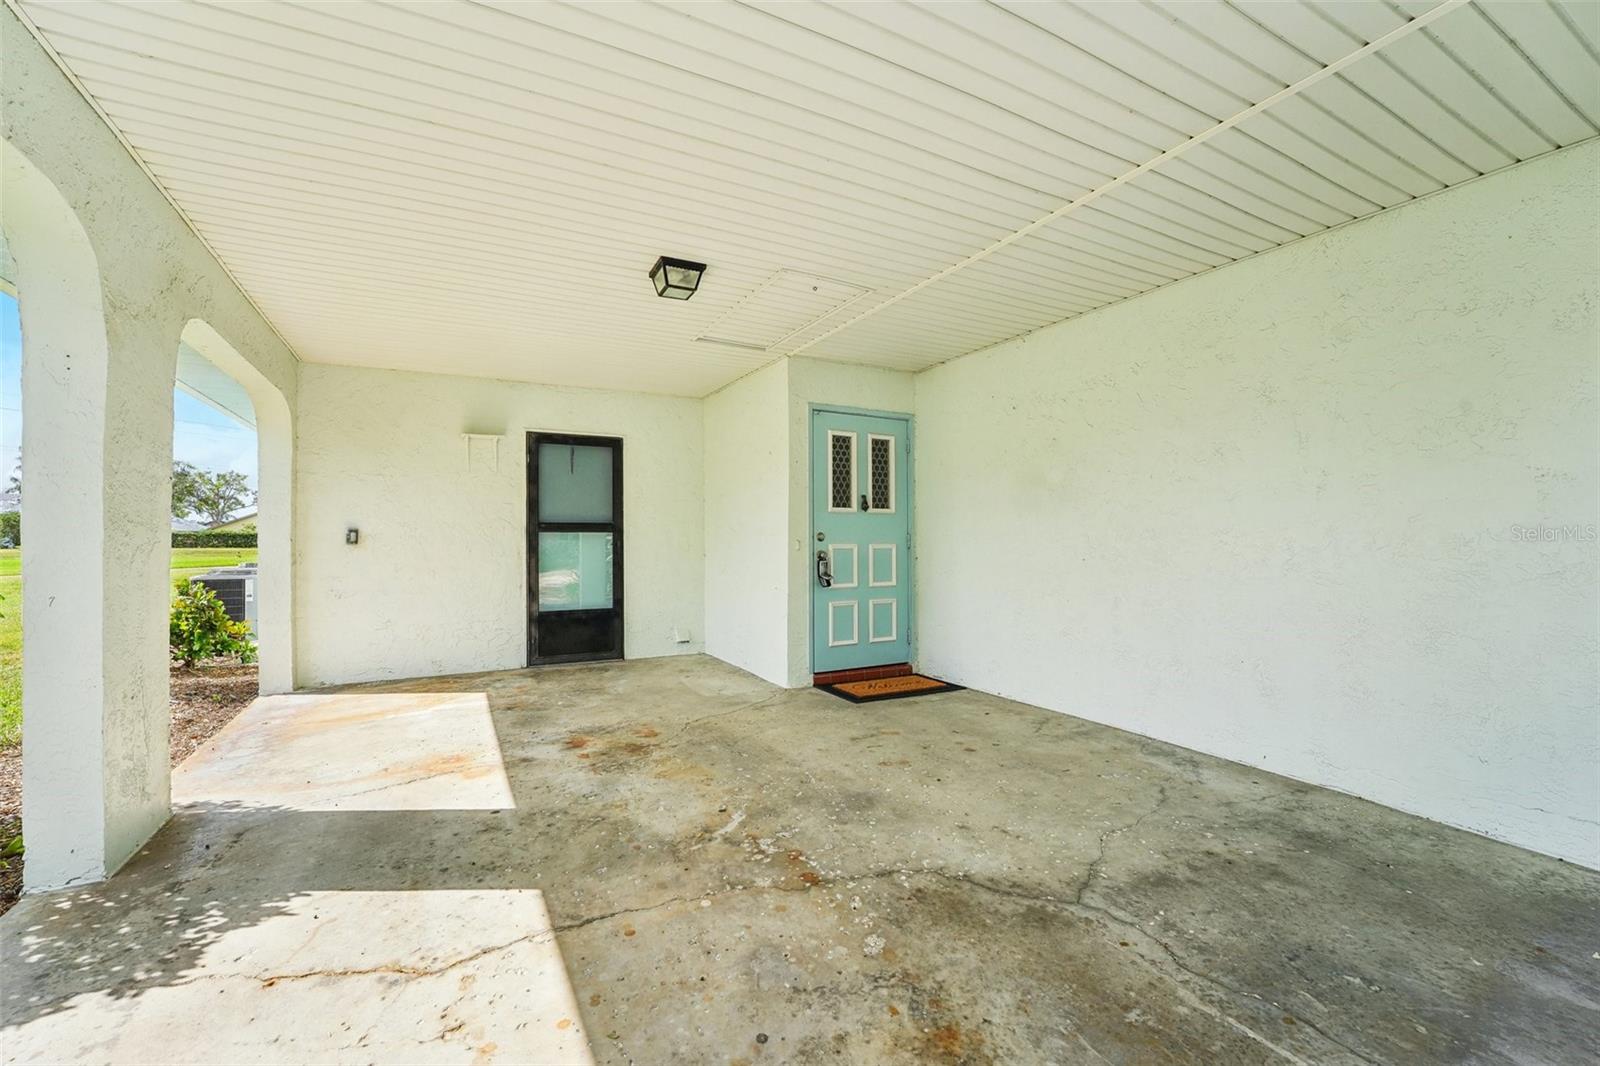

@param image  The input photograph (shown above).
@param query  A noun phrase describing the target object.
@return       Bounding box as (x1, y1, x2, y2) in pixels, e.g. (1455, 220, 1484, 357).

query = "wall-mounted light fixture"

(649, 256, 706, 300)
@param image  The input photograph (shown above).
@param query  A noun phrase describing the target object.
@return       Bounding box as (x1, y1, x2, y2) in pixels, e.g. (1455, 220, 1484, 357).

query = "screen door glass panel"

(538, 443, 614, 522)
(537, 532, 614, 611)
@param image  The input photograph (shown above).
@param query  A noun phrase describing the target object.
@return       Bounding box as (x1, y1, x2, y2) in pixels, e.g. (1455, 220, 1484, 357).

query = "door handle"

(815, 550, 833, 588)
(860, 493, 868, 512)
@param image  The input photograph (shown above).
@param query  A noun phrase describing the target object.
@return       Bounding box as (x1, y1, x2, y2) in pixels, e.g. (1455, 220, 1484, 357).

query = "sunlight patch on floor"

(5, 888, 591, 1065)
(173, 692, 515, 811)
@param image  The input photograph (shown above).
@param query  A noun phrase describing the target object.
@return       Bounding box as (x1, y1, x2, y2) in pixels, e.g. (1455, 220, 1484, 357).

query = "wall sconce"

(649, 256, 706, 300)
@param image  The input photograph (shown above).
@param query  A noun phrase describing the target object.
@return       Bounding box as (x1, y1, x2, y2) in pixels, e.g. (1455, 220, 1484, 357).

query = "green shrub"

(172, 530, 257, 548)
(0, 511, 18, 547)
(0, 832, 21, 872)
(169, 578, 257, 668)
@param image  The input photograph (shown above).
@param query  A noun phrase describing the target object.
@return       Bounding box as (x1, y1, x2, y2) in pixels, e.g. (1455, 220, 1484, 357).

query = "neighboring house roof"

(208, 511, 258, 531)
(172, 518, 207, 532)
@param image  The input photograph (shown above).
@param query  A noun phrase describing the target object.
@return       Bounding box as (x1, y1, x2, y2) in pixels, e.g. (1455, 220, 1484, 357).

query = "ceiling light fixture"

(649, 256, 706, 300)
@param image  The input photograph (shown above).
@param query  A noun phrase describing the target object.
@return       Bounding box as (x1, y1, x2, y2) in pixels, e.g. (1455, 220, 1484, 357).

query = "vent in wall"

(696, 270, 870, 351)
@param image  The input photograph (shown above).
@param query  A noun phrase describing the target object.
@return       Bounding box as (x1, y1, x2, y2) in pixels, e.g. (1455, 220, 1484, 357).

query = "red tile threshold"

(813, 663, 913, 687)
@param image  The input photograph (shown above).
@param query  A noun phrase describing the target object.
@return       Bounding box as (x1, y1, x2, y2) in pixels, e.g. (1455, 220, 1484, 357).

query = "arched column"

(1, 139, 120, 889)
(179, 320, 295, 695)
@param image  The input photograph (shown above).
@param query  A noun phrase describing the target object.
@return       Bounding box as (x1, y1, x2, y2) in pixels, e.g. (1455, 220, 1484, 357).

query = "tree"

(171, 461, 201, 520)
(172, 462, 254, 526)
(188, 469, 254, 527)
(2, 452, 18, 547)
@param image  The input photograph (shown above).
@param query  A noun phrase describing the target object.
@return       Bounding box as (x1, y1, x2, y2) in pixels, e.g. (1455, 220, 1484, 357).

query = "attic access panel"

(697, 270, 870, 351)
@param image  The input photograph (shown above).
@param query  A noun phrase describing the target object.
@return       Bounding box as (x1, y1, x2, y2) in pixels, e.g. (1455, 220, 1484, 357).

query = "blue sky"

(0, 291, 257, 497)
(172, 390, 259, 491)
(0, 292, 18, 487)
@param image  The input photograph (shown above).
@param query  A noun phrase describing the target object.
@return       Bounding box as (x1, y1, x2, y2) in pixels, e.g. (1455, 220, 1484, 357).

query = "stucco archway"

(1, 138, 117, 890)
(178, 320, 295, 695)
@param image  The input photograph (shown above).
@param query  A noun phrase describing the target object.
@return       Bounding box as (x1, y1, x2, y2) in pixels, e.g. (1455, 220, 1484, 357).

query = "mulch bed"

(0, 660, 258, 917)
(169, 660, 260, 766)
(0, 812, 17, 917)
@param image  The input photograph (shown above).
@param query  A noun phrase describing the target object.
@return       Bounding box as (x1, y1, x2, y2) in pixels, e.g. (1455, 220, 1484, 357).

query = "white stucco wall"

(4, 7, 299, 888)
(703, 360, 791, 686)
(295, 364, 703, 686)
(703, 356, 915, 687)
(914, 143, 1600, 868)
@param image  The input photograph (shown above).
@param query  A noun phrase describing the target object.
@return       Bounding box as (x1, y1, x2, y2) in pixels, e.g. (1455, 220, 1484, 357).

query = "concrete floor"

(2, 656, 1596, 1065)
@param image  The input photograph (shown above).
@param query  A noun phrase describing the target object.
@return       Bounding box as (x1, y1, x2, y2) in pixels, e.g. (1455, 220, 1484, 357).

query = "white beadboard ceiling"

(12, 0, 1599, 396)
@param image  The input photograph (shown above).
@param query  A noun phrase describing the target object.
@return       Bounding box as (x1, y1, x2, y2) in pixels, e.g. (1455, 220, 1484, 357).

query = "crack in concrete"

(548, 782, 1381, 1066)
(548, 790, 1175, 932)
(940, 782, 1375, 1066)
(335, 765, 477, 802)
(552, 895, 697, 933)
(248, 928, 555, 987)
(659, 690, 785, 746)
(901, 864, 1369, 1066)
(1065, 892, 1374, 1066)
(1050, 785, 1370, 1063)
(555, 867, 887, 938)
(1073, 783, 1170, 907)
(1069, 1029, 1115, 1065)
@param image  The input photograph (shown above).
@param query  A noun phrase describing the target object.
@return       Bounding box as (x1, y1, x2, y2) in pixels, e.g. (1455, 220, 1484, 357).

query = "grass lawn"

(0, 547, 258, 748)
(0, 571, 16, 751)
(167, 547, 259, 581)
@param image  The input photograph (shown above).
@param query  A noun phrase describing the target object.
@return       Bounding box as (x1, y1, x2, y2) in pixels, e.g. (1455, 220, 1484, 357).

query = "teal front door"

(811, 409, 911, 673)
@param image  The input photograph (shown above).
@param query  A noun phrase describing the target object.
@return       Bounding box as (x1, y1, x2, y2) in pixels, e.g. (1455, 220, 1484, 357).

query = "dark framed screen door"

(527, 432, 623, 664)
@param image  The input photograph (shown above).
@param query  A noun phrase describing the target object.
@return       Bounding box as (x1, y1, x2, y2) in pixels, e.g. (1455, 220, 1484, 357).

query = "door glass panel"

(829, 432, 854, 510)
(538, 443, 613, 522)
(869, 435, 893, 511)
(538, 532, 614, 611)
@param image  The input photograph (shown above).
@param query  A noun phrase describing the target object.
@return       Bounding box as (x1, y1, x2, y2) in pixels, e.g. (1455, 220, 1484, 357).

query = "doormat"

(820, 673, 963, 704)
